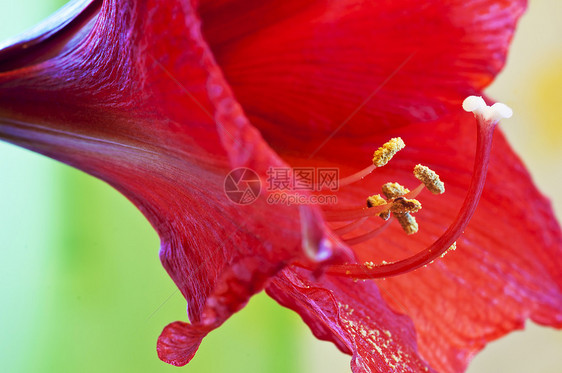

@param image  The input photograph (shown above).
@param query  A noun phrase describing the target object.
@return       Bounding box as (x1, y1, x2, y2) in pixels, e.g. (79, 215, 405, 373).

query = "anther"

(372, 137, 405, 167)
(366, 194, 390, 220)
(390, 197, 422, 214)
(395, 213, 418, 235)
(380, 182, 421, 233)
(382, 182, 410, 199)
(414, 165, 445, 194)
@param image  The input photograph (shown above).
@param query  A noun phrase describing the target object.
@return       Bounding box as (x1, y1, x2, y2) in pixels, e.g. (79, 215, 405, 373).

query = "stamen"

(395, 213, 418, 235)
(323, 203, 392, 222)
(414, 165, 445, 194)
(381, 182, 410, 199)
(366, 194, 391, 220)
(343, 218, 393, 246)
(403, 183, 425, 199)
(380, 182, 421, 234)
(337, 164, 377, 188)
(372, 137, 405, 167)
(304, 97, 510, 279)
(336, 137, 406, 188)
(333, 216, 369, 235)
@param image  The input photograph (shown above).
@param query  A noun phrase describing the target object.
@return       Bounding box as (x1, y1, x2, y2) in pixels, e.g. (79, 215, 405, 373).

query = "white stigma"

(462, 96, 513, 123)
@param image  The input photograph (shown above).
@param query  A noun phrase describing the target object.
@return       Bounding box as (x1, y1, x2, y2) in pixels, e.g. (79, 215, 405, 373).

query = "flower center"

(297, 96, 512, 279)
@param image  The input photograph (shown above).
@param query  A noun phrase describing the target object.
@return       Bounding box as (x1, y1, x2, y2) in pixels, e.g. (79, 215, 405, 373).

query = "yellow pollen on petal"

(382, 182, 410, 199)
(366, 194, 390, 220)
(372, 137, 405, 167)
(414, 164, 445, 194)
(440, 242, 457, 258)
(390, 197, 422, 214)
(396, 213, 418, 235)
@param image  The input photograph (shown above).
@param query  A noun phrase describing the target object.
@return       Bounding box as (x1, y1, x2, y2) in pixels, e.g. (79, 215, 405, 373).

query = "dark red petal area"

(297, 112, 562, 372)
(0, 0, 346, 366)
(199, 0, 526, 152)
(0, 0, 99, 72)
(267, 268, 437, 373)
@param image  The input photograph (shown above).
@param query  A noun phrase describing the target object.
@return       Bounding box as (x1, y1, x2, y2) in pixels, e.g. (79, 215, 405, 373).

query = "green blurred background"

(0, 1, 561, 372)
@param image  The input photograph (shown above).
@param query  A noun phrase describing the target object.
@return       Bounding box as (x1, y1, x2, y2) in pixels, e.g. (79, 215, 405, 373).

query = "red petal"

(267, 268, 437, 372)
(157, 321, 208, 367)
(0, 0, 346, 364)
(199, 0, 526, 152)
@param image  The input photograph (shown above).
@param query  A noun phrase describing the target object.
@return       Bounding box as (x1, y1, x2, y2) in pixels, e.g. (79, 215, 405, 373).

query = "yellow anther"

(380, 182, 422, 234)
(366, 194, 390, 220)
(381, 182, 410, 199)
(396, 213, 418, 235)
(390, 197, 422, 214)
(413, 164, 445, 194)
(372, 137, 405, 167)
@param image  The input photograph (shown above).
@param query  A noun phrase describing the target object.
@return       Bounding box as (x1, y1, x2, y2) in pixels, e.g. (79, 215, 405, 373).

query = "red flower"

(1, 0, 561, 371)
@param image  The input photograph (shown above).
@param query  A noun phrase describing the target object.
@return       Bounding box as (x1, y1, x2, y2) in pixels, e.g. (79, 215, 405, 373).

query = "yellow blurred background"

(0, 1, 560, 372)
